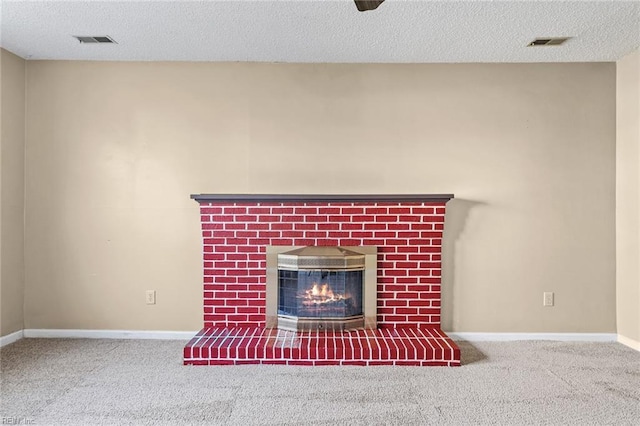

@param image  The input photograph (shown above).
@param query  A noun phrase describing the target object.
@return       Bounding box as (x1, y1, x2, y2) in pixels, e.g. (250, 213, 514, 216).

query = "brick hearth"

(184, 194, 460, 366)
(185, 327, 458, 366)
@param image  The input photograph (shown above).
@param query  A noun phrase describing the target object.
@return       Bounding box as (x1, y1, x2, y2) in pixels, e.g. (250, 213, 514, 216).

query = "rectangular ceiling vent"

(528, 37, 571, 47)
(73, 36, 117, 44)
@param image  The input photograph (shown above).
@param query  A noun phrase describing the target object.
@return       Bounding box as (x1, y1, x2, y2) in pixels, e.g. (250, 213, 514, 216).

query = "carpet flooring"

(1, 338, 639, 425)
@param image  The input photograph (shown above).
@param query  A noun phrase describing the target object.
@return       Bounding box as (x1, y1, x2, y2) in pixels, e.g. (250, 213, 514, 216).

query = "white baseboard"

(447, 332, 618, 342)
(617, 334, 640, 351)
(0, 330, 24, 348)
(22, 329, 198, 340)
(6, 330, 632, 347)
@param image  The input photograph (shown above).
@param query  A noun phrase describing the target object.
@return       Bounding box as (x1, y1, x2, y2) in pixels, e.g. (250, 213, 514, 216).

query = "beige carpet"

(1, 338, 639, 425)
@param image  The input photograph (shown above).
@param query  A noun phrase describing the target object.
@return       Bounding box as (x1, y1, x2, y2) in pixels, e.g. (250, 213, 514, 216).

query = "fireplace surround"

(266, 246, 378, 331)
(184, 194, 461, 366)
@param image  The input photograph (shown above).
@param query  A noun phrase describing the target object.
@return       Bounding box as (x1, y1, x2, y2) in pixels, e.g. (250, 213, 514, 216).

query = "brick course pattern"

(199, 201, 446, 329)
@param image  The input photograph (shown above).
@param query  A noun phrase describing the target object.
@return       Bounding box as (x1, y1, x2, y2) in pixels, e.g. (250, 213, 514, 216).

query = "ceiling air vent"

(528, 37, 571, 47)
(73, 36, 117, 44)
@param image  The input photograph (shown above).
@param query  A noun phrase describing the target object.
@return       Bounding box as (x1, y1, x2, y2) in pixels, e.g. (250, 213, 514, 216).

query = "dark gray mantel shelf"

(190, 194, 454, 203)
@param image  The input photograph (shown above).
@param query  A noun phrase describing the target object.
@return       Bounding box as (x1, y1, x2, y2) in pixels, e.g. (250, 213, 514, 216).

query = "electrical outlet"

(543, 292, 554, 307)
(146, 290, 156, 305)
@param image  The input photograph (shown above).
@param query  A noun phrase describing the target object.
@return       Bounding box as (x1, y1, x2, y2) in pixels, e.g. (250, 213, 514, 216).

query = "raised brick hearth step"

(184, 327, 461, 366)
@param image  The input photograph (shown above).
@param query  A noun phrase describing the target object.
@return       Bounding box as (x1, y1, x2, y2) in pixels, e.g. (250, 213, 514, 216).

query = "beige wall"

(0, 49, 26, 337)
(24, 61, 616, 332)
(616, 48, 640, 347)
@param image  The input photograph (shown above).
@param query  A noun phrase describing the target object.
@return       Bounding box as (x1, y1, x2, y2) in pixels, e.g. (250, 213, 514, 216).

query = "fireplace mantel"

(191, 194, 455, 203)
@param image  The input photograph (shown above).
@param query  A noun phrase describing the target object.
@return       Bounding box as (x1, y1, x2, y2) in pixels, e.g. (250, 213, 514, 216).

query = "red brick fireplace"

(184, 194, 461, 366)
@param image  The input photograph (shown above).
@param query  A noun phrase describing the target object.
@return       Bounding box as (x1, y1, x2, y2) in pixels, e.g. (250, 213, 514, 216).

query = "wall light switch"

(146, 290, 156, 305)
(543, 292, 554, 307)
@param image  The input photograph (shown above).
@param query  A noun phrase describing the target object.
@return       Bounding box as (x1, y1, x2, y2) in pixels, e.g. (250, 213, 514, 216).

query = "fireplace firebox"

(266, 246, 377, 332)
(277, 247, 364, 331)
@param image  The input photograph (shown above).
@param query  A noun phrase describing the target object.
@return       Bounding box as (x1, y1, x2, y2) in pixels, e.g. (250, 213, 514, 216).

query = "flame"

(302, 282, 346, 305)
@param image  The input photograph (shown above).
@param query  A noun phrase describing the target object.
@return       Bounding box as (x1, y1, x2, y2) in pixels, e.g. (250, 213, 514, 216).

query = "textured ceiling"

(1, 0, 639, 63)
